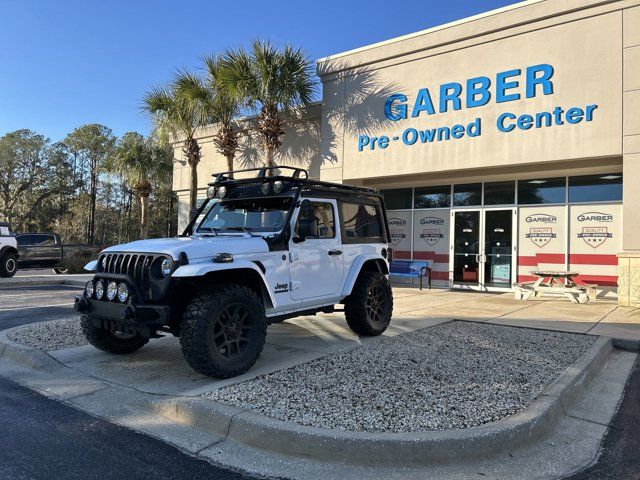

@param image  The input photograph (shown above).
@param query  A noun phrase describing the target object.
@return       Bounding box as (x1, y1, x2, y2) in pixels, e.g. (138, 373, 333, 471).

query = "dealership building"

(173, 0, 640, 305)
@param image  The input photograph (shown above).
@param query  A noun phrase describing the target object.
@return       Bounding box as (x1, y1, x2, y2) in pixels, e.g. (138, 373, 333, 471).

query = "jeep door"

(289, 199, 343, 302)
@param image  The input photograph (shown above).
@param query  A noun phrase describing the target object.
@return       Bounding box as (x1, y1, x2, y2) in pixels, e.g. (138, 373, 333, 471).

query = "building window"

(518, 177, 565, 204)
(568, 173, 622, 203)
(381, 188, 412, 210)
(414, 185, 451, 209)
(484, 181, 515, 205)
(453, 183, 481, 206)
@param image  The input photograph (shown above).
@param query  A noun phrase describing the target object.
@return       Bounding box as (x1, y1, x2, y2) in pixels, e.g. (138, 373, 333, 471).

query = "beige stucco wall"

(317, 1, 626, 184)
(173, 104, 322, 230)
(618, 3, 640, 306)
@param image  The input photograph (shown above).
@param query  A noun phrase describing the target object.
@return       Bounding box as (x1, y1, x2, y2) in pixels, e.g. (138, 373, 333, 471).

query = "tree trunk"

(190, 161, 198, 213)
(226, 154, 235, 178)
(88, 169, 97, 245)
(265, 146, 275, 175)
(139, 195, 149, 239)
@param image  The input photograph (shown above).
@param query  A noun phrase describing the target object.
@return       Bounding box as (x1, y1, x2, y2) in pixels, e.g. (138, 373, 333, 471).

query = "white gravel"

(7, 318, 87, 351)
(205, 321, 595, 433)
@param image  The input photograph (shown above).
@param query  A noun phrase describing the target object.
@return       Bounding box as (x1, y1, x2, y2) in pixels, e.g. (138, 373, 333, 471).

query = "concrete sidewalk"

(392, 286, 640, 340)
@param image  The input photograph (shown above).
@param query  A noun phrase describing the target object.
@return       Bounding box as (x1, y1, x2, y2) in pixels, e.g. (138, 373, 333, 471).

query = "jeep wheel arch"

(341, 255, 389, 298)
(172, 262, 276, 310)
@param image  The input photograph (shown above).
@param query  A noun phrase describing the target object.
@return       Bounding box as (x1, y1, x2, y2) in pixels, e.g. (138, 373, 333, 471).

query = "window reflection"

(568, 174, 622, 203)
(414, 185, 451, 209)
(517, 178, 565, 204)
(453, 183, 481, 206)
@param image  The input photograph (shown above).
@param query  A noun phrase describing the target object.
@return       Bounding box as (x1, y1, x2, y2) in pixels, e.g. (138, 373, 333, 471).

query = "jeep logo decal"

(274, 282, 289, 293)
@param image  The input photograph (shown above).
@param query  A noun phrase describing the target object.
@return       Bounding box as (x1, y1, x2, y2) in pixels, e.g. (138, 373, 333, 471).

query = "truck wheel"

(81, 315, 149, 354)
(180, 284, 267, 378)
(345, 271, 393, 336)
(0, 253, 18, 278)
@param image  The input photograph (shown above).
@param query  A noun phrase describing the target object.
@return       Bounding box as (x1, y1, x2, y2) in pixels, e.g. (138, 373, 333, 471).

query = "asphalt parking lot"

(0, 284, 81, 330)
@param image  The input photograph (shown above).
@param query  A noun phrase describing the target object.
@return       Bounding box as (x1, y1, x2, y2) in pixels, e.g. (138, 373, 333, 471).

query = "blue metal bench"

(390, 260, 433, 290)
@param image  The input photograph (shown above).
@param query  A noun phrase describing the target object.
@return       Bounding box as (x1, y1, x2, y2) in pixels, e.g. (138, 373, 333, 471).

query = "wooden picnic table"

(514, 270, 597, 304)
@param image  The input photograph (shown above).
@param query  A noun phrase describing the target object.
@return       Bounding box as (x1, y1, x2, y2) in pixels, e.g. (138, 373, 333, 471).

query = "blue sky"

(0, 0, 520, 142)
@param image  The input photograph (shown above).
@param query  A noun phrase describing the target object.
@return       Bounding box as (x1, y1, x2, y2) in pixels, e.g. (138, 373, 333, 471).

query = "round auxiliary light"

(161, 258, 172, 277)
(206, 185, 216, 199)
(273, 180, 283, 194)
(217, 185, 227, 198)
(117, 283, 129, 303)
(106, 281, 118, 301)
(85, 281, 94, 298)
(261, 182, 271, 195)
(95, 280, 105, 299)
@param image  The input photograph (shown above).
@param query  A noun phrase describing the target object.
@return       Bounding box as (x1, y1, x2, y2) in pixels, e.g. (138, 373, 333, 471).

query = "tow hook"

(74, 296, 88, 313)
(121, 305, 136, 320)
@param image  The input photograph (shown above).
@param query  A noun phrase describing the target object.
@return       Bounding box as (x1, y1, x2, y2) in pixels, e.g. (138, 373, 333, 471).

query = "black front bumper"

(74, 274, 171, 338)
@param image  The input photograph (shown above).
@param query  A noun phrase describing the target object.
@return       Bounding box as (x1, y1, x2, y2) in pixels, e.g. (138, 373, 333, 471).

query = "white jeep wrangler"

(0, 222, 18, 278)
(75, 167, 394, 378)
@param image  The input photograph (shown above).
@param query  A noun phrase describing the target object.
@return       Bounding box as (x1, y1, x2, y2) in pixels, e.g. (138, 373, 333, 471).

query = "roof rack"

(208, 165, 380, 198)
(212, 166, 308, 184)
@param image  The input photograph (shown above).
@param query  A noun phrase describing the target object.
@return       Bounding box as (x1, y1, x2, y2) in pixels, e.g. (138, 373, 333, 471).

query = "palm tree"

(143, 76, 206, 213)
(219, 39, 316, 172)
(175, 56, 242, 177)
(106, 132, 172, 239)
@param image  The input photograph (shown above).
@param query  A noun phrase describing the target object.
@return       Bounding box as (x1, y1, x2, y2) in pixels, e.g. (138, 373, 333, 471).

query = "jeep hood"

(101, 236, 270, 262)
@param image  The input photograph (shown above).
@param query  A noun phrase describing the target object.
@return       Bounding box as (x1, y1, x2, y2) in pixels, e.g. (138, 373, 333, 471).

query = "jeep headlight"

(94, 280, 105, 299)
(106, 281, 118, 301)
(161, 258, 172, 277)
(117, 283, 129, 303)
(85, 281, 94, 298)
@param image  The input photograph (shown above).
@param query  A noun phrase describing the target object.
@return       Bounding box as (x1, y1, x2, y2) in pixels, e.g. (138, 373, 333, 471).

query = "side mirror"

(292, 235, 306, 244)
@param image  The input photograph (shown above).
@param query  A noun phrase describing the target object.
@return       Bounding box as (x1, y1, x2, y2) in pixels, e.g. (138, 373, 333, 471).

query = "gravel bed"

(7, 318, 87, 351)
(205, 321, 595, 433)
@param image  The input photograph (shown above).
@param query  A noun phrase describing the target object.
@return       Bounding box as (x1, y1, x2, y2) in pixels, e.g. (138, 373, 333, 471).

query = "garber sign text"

(357, 63, 598, 152)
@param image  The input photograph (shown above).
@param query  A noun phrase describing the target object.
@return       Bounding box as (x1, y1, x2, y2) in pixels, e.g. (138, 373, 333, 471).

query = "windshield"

(197, 197, 293, 234)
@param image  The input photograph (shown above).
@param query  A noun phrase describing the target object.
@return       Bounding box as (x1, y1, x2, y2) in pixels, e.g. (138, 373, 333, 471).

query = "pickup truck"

(14, 232, 99, 274)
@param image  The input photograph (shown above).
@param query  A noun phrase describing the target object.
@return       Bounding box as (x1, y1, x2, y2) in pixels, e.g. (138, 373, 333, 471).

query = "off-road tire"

(345, 271, 393, 336)
(0, 253, 18, 278)
(81, 315, 149, 354)
(180, 284, 267, 378)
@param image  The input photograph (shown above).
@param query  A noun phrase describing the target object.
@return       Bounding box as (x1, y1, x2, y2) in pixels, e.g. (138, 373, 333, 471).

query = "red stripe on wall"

(394, 250, 412, 259)
(573, 275, 618, 287)
(569, 254, 618, 266)
(517, 275, 537, 283)
(518, 254, 566, 266)
(430, 271, 449, 281)
(413, 251, 450, 263)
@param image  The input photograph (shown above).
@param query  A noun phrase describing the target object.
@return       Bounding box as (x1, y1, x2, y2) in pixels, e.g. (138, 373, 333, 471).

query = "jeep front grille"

(99, 253, 157, 298)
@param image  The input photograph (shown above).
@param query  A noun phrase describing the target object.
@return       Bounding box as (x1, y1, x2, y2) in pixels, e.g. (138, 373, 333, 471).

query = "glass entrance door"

(451, 209, 515, 290)
(483, 210, 514, 288)
(453, 211, 480, 286)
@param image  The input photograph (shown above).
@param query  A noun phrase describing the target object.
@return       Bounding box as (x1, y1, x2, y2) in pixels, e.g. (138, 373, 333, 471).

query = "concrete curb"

(0, 328, 62, 372)
(0, 327, 615, 468)
(153, 336, 612, 467)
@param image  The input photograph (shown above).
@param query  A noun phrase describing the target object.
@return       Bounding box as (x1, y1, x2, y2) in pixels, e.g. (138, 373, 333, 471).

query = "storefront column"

(618, 5, 640, 306)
